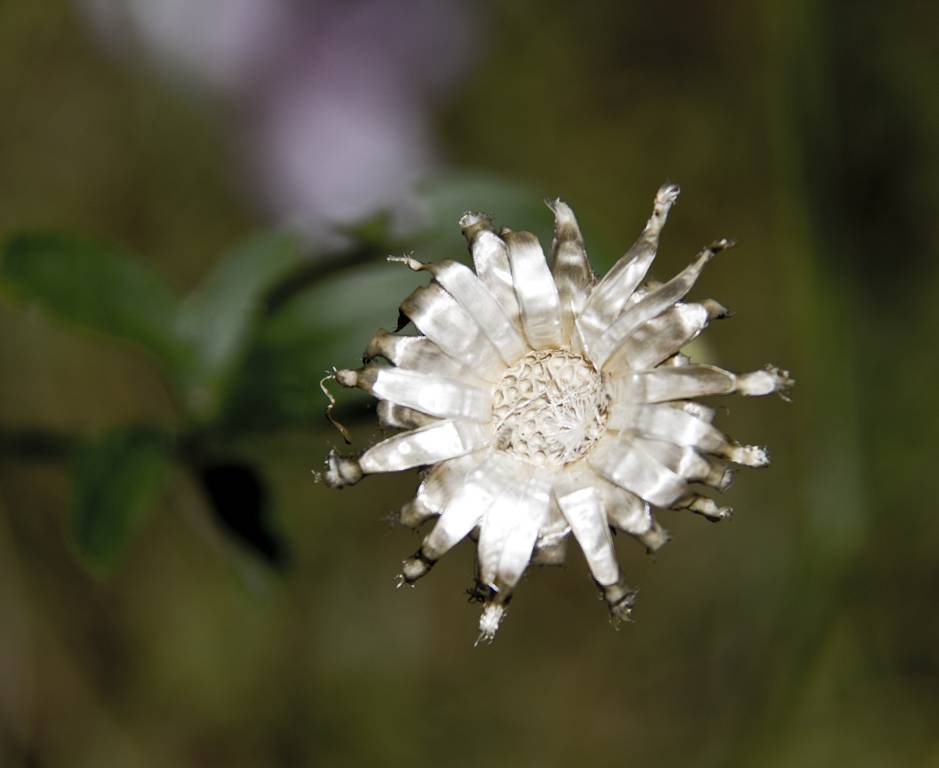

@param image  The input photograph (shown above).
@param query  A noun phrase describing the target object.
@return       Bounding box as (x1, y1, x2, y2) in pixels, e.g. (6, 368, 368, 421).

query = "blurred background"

(1, 1, 937, 766)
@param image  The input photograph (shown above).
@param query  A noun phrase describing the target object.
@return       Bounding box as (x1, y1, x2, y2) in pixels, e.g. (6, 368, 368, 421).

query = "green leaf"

(69, 428, 173, 575)
(416, 171, 552, 252)
(0, 234, 189, 370)
(175, 231, 302, 418)
(221, 260, 425, 428)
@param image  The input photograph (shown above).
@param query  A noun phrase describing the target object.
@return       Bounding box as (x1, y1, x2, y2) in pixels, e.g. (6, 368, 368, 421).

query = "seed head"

(322, 183, 792, 641)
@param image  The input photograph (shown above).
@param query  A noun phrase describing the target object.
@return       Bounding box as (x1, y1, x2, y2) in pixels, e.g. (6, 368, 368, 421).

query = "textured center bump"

(492, 350, 609, 467)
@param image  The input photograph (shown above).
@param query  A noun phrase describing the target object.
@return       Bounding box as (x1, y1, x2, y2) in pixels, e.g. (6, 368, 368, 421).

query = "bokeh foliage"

(1, 1, 937, 767)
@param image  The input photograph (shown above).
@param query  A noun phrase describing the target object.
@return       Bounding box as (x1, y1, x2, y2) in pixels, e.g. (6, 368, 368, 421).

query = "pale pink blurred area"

(77, 0, 291, 95)
(75, 0, 477, 240)
(249, 68, 432, 239)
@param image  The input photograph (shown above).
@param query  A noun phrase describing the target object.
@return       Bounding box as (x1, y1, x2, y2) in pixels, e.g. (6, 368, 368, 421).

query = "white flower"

(323, 184, 792, 642)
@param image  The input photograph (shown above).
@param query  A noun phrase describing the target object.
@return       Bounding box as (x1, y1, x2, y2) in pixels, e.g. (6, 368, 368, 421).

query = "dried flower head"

(323, 184, 792, 642)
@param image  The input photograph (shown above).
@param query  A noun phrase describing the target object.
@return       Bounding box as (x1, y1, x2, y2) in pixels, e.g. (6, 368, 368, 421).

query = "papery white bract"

(323, 184, 792, 642)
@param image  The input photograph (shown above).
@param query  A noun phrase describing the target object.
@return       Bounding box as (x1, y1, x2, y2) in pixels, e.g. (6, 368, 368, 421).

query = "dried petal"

(392, 255, 527, 364)
(340, 365, 492, 422)
(575, 183, 679, 351)
(323, 183, 789, 641)
(554, 479, 619, 586)
(502, 230, 562, 350)
(549, 199, 594, 345)
(460, 213, 521, 325)
(399, 284, 503, 379)
(588, 239, 733, 368)
(589, 435, 688, 507)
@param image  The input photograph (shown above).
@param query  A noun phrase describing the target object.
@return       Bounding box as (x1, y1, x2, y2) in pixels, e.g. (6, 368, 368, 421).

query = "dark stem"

(263, 236, 408, 316)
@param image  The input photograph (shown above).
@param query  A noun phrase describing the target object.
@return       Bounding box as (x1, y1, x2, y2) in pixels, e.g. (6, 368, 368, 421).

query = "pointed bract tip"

(769, 365, 795, 394)
(715, 466, 736, 491)
(398, 499, 433, 529)
(637, 522, 670, 554)
(737, 366, 795, 397)
(458, 211, 493, 239)
(604, 581, 638, 627)
(387, 253, 424, 272)
(656, 182, 681, 207)
(547, 197, 574, 220)
(675, 494, 733, 522)
(711, 238, 736, 252)
(702, 298, 731, 320)
(549, 198, 583, 244)
(476, 602, 506, 645)
(334, 368, 358, 388)
(730, 445, 771, 468)
(401, 553, 433, 584)
(323, 450, 363, 488)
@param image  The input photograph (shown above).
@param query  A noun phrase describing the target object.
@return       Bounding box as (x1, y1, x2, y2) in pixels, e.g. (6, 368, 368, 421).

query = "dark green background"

(1, 2, 937, 766)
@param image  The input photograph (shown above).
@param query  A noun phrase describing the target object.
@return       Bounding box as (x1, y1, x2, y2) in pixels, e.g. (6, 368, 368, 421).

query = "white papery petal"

(611, 365, 793, 403)
(536, 496, 572, 549)
(575, 183, 679, 352)
(608, 402, 766, 466)
(401, 450, 488, 527)
(601, 479, 652, 534)
(396, 256, 528, 364)
(377, 400, 437, 430)
(399, 284, 503, 380)
(588, 241, 729, 368)
(550, 200, 594, 345)
(477, 462, 550, 589)
(476, 500, 514, 587)
(353, 365, 491, 422)
(631, 437, 713, 483)
(530, 495, 572, 566)
(359, 419, 492, 474)
(589, 435, 688, 507)
(554, 470, 619, 587)
(668, 400, 716, 424)
(416, 451, 487, 512)
(608, 402, 726, 452)
(663, 354, 691, 367)
(603, 303, 710, 374)
(495, 469, 551, 589)
(422, 453, 514, 560)
(698, 453, 736, 491)
(496, 511, 543, 589)
(503, 230, 562, 350)
(366, 330, 481, 383)
(531, 534, 569, 566)
(460, 213, 522, 325)
(614, 365, 733, 404)
(672, 493, 732, 521)
(624, 404, 768, 468)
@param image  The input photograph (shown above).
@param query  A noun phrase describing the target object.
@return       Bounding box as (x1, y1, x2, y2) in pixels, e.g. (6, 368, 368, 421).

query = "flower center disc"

(492, 350, 609, 467)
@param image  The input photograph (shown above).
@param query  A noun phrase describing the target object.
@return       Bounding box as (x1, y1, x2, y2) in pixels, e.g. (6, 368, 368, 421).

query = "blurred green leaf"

(0, 231, 306, 421)
(70, 428, 172, 575)
(175, 232, 302, 418)
(222, 261, 425, 428)
(0, 233, 189, 369)
(416, 171, 551, 253)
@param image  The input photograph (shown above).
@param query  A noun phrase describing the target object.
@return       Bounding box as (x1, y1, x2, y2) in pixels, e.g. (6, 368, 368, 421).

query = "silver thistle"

(323, 184, 792, 642)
